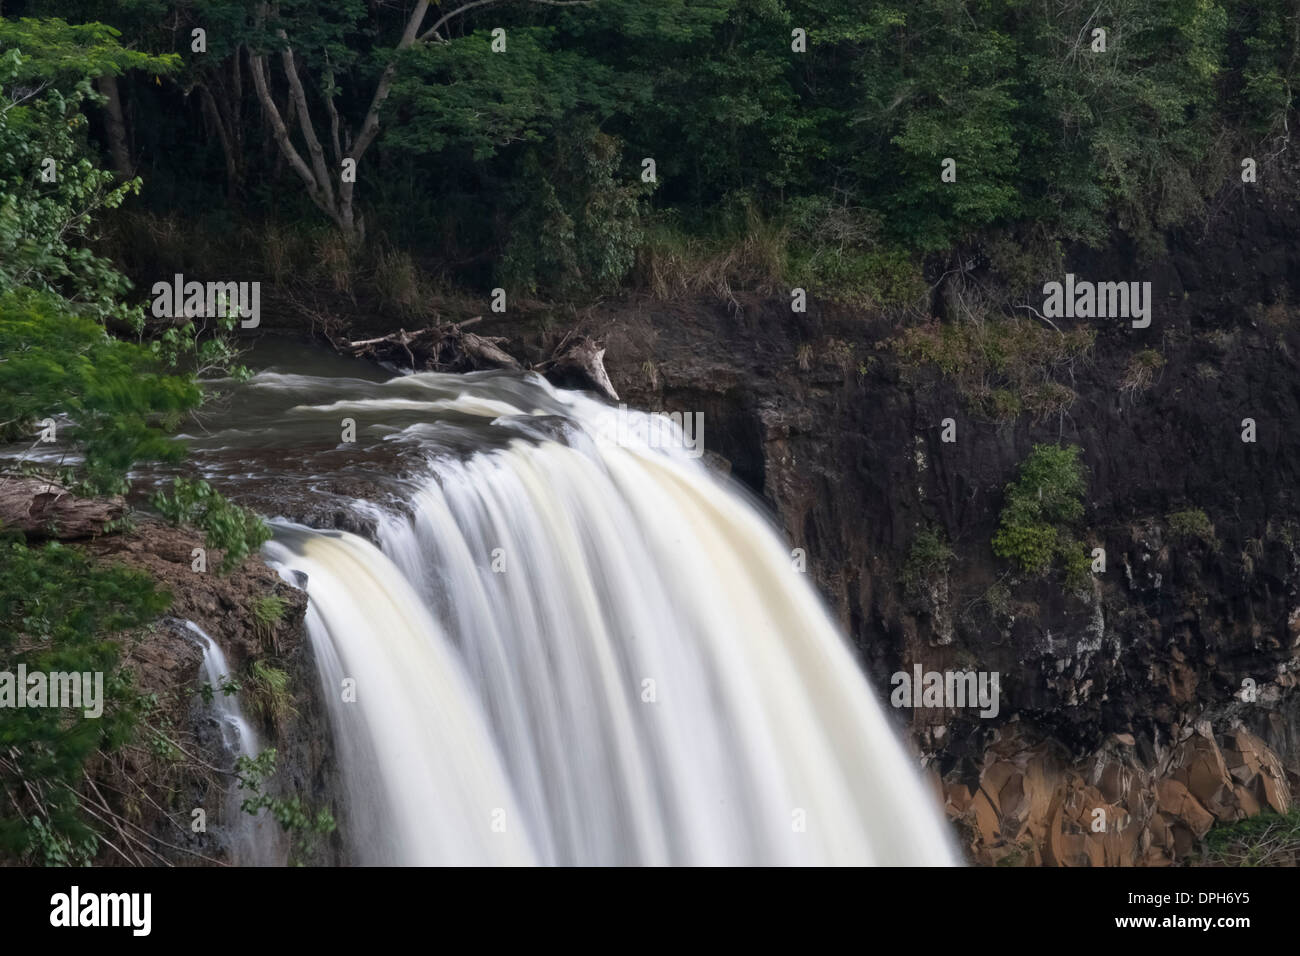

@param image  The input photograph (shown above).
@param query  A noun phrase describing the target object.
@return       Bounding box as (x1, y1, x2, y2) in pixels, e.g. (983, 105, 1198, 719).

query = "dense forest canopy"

(4, 0, 1297, 300)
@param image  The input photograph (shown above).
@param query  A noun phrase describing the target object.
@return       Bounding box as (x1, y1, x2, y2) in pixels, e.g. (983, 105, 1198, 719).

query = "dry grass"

(313, 230, 354, 295)
(632, 213, 788, 305)
(891, 316, 1095, 423)
(373, 245, 425, 314)
(1118, 348, 1165, 398)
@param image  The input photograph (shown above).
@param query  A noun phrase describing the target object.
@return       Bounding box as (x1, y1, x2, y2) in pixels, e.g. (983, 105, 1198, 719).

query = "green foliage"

(0, 540, 167, 863)
(0, 290, 201, 495)
(993, 444, 1089, 578)
(16, 0, 1296, 299)
(151, 478, 271, 573)
(1059, 534, 1095, 591)
(1167, 508, 1216, 544)
(389, 27, 623, 162)
(147, 313, 253, 382)
(235, 748, 335, 863)
(245, 660, 296, 727)
(903, 526, 955, 598)
(499, 124, 649, 296)
(782, 196, 925, 308)
(1015, 0, 1228, 249)
(1204, 809, 1300, 866)
(199, 672, 240, 707)
(0, 53, 137, 320)
(252, 595, 287, 643)
(0, 21, 179, 318)
(0, 17, 178, 81)
(1227, 0, 1300, 138)
(1, 24, 246, 377)
(858, 4, 1022, 250)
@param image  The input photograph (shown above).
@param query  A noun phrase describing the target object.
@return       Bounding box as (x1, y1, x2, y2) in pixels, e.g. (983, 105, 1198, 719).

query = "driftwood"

(459, 330, 522, 371)
(0, 476, 124, 539)
(338, 318, 619, 401)
(339, 317, 522, 373)
(537, 335, 619, 402)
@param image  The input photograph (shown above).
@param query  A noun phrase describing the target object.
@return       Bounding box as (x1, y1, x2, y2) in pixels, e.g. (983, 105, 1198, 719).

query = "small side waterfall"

(260, 372, 957, 866)
(185, 621, 279, 866)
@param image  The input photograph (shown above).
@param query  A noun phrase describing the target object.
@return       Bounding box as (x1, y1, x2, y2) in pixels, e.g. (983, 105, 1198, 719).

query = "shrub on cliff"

(1204, 809, 1300, 866)
(993, 444, 1089, 582)
(1167, 508, 1217, 546)
(903, 526, 955, 600)
(151, 478, 272, 574)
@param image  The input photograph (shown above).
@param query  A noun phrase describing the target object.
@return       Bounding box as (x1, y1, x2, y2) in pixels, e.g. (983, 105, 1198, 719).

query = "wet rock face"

(86, 519, 339, 865)
(88, 518, 306, 671)
(578, 198, 1300, 864)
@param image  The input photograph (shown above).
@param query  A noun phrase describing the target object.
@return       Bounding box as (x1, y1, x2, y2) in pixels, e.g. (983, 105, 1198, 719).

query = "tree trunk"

(199, 86, 240, 195)
(0, 476, 124, 540)
(95, 73, 133, 179)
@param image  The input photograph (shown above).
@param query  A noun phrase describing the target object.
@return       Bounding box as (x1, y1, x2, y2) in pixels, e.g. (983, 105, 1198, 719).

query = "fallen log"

(0, 475, 124, 539)
(336, 319, 618, 402)
(339, 317, 523, 372)
(458, 331, 522, 371)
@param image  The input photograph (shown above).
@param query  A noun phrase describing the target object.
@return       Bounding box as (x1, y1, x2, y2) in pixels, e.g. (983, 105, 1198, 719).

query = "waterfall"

(184, 621, 279, 866)
(261, 372, 956, 866)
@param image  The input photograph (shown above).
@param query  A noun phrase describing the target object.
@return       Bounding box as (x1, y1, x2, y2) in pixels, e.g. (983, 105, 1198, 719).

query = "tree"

(244, 0, 595, 242)
(0, 19, 179, 318)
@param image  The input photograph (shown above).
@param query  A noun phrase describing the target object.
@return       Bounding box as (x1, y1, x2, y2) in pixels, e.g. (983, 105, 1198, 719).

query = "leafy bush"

(499, 124, 648, 297)
(151, 478, 270, 573)
(0, 290, 202, 495)
(0, 540, 167, 863)
(993, 444, 1089, 578)
(235, 748, 335, 864)
(903, 526, 955, 598)
(1167, 508, 1216, 543)
(1204, 809, 1300, 866)
(0, 35, 165, 321)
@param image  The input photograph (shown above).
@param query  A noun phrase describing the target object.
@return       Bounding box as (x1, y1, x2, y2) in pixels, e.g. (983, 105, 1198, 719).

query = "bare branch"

(323, 65, 342, 163)
(277, 29, 337, 211)
(248, 46, 340, 225)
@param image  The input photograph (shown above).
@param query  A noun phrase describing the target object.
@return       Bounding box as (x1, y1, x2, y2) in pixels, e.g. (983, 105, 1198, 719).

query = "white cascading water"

(184, 621, 279, 866)
(258, 371, 956, 865)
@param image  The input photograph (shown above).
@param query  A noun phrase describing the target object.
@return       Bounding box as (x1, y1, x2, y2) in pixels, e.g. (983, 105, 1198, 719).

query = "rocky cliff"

(555, 187, 1300, 866)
